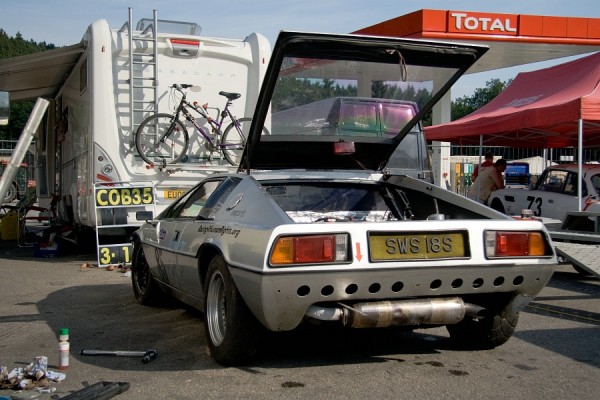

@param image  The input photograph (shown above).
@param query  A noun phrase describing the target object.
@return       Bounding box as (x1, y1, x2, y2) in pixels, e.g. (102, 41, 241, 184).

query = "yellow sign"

(98, 244, 132, 266)
(164, 189, 186, 200)
(369, 231, 467, 261)
(95, 187, 154, 207)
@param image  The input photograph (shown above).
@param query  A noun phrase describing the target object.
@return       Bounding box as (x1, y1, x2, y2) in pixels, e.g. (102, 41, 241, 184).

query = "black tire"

(135, 113, 189, 165)
(204, 255, 262, 365)
(489, 198, 506, 214)
(221, 117, 270, 166)
(3, 182, 18, 203)
(447, 308, 519, 349)
(131, 243, 163, 305)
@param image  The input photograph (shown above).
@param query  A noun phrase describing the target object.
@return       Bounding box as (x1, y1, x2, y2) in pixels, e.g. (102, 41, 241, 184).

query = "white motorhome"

(0, 10, 270, 264)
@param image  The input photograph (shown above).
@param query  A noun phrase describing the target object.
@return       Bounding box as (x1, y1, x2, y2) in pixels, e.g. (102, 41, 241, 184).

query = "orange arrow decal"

(355, 242, 363, 262)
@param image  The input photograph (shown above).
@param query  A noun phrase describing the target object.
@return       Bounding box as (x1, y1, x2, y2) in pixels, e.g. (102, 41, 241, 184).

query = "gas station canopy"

(354, 9, 600, 74)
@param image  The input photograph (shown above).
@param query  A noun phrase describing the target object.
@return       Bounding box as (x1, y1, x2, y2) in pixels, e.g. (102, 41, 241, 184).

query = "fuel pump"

(451, 161, 474, 196)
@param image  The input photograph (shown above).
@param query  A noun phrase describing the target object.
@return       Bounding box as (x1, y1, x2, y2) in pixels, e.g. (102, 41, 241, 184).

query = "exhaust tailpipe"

(464, 303, 488, 319)
(306, 297, 486, 328)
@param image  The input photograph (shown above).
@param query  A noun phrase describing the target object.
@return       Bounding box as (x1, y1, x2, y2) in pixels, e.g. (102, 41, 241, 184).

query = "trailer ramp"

(553, 241, 600, 279)
(547, 211, 600, 279)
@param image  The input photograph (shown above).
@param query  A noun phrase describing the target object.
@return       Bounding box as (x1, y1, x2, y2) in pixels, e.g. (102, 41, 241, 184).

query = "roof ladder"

(127, 8, 159, 147)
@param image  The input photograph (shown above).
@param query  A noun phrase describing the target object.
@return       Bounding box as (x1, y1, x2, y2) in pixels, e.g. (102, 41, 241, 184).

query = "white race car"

(131, 31, 557, 366)
(488, 164, 600, 222)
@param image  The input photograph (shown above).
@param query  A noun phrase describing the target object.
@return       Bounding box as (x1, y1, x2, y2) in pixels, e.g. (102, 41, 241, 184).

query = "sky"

(1, 0, 600, 98)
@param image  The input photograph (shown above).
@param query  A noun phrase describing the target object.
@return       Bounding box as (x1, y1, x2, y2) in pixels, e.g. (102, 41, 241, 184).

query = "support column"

(430, 86, 452, 189)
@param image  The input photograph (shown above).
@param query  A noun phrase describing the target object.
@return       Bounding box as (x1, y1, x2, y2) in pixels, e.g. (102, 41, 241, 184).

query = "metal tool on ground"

(80, 349, 158, 364)
(59, 381, 130, 400)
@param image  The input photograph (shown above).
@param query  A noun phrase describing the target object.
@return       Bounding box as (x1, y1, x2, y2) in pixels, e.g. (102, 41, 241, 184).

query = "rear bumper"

(230, 263, 555, 331)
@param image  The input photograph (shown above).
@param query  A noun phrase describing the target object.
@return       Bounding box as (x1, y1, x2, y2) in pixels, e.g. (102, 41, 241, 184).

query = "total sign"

(448, 11, 518, 35)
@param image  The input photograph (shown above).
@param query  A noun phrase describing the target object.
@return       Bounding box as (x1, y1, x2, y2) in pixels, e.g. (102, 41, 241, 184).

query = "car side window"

(198, 177, 242, 220)
(591, 174, 600, 194)
(159, 190, 196, 219)
(177, 180, 224, 219)
(539, 170, 567, 193)
(387, 132, 419, 170)
(563, 173, 587, 196)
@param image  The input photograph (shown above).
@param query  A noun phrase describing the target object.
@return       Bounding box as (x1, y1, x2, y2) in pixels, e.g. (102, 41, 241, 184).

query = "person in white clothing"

(472, 151, 494, 181)
(467, 159, 507, 205)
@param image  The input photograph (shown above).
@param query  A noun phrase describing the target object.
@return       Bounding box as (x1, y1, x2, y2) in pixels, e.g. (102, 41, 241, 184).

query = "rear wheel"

(3, 182, 18, 203)
(204, 255, 262, 365)
(131, 243, 163, 305)
(135, 113, 189, 165)
(447, 307, 518, 349)
(222, 117, 270, 166)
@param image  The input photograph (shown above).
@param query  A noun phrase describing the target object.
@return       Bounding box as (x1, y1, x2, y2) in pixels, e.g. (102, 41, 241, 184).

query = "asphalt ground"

(0, 237, 224, 400)
(0, 236, 599, 400)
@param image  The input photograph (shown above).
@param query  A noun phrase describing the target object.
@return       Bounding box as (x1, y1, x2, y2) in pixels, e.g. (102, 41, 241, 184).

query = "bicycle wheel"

(135, 113, 189, 165)
(222, 117, 270, 166)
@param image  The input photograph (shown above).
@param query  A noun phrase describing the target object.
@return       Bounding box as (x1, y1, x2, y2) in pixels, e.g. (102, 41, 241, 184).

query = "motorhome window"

(136, 19, 201, 35)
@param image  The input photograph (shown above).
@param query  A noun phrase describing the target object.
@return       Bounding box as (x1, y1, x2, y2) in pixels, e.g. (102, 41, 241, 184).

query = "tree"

(451, 78, 511, 121)
(0, 29, 56, 139)
(0, 28, 55, 58)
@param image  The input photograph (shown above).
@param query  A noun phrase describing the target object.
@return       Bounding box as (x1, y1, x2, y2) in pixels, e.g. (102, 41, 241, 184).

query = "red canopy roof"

(425, 51, 600, 148)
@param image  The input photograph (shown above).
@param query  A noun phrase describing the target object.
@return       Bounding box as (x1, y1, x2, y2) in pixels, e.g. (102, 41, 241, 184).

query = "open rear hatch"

(240, 31, 487, 172)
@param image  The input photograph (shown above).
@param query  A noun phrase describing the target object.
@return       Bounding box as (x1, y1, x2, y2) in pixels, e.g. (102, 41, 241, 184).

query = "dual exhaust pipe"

(306, 297, 487, 328)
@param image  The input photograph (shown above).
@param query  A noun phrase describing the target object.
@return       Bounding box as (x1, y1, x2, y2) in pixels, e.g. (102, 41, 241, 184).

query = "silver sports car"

(131, 31, 557, 366)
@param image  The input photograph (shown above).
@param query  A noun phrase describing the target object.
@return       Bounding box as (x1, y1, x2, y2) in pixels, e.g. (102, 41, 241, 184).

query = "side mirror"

(0, 91, 9, 126)
(136, 211, 154, 221)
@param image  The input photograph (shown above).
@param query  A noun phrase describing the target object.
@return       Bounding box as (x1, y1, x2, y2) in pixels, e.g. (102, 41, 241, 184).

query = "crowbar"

(80, 349, 158, 363)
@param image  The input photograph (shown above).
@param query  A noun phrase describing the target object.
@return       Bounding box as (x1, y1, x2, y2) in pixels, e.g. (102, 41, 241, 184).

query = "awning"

(424, 51, 600, 148)
(0, 43, 85, 101)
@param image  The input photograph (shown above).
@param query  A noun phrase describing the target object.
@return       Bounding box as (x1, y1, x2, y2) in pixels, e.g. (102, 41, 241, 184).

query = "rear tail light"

(333, 141, 355, 155)
(485, 231, 549, 258)
(585, 194, 600, 208)
(270, 234, 349, 266)
(168, 39, 200, 57)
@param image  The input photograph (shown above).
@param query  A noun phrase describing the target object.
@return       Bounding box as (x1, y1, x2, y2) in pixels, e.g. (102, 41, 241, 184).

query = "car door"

(527, 169, 583, 220)
(138, 188, 194, 283)
(169, 178, 229, 296)
(148, 188, 200, 285)
(551, 171, 587, 221)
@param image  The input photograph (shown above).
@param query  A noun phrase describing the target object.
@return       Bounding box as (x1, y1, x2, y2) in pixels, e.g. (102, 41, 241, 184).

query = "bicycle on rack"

(135, 84, 268, 166)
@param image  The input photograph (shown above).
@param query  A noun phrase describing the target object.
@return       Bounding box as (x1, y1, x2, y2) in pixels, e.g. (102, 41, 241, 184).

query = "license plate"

(95, 186, 154, 207)
(369, 231, 467, 261)
(164, 189, 186, 200)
